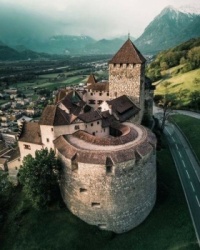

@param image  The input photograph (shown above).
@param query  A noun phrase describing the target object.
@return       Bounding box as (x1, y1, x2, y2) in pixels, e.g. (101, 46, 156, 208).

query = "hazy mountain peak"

(178, 4, 200, 15)
(159, 5, 181, 18)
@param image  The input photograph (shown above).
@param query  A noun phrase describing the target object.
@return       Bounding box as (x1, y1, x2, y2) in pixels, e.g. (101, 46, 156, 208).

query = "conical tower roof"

(109, 39, 146, 64)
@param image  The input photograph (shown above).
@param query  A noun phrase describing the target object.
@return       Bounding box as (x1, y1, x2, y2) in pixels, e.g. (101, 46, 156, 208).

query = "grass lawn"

(154, 68, 200, 104)
(1, 135, 198, 250)
(171, 114, 200, 162)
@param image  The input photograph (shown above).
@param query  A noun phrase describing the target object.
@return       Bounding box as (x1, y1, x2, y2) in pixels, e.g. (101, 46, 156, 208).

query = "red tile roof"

(109, 39, 146, 64)
(18, 122, 42, 145)
(87, 74, 97, 85)
(86, 82, 109, 92)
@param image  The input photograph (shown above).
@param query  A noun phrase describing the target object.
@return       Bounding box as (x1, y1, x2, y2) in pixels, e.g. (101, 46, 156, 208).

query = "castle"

(18, 38, 156, 233)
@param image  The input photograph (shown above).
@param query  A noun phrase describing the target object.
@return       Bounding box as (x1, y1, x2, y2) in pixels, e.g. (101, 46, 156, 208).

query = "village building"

(16, 38, 156, 233)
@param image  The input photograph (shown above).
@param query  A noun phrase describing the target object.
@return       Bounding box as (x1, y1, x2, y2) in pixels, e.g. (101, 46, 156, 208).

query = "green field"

(171, 114, 200, 161)
(1, 135, 198, 250)
(154, 68, 200, 104)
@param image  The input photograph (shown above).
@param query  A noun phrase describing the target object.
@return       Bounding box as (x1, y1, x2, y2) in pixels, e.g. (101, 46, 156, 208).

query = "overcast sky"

(0, 0, 199, 39)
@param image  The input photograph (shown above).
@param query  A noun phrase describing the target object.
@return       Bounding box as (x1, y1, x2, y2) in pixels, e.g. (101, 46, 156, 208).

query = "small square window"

(51, 128, 54, 132)
(75, 125, 80, 130)
(24, 144, 31, 150)
(91, 123, 93, 126)
(91, 202, 101, 208)
(46, 138, 49, 142)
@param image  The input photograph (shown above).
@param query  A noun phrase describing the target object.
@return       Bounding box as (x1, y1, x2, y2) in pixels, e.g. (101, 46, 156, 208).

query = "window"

(91, 202, 101, 208)
(89, 100, 95, 104)
(24, 144, 31, 150)
(114, 92, 117, 97)
(51, 128, 54, 132)
(91, 123, 93, 127)
(99, 92, 102, 96)
(92, 132, 95, 136)
(71, 154, 78, 172)
(97, 100, 103, 105)
(91, 93, 93, 96)
(15, 167, 18, 170)
(106, 166, 113, 174)
(107, 92, 109, 96)
(97, 121, 99, 125)
(75, 125, 80, 130)
(46, 138, 49, 142)
(80, 188, 87, 193)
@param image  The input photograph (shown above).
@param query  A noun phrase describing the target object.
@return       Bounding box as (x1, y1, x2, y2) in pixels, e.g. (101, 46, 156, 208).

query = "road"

(173, 110, 200, 120)
(154, 109, 200, 246)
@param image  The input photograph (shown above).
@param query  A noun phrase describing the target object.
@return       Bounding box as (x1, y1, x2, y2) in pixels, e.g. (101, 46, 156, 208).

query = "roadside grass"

(154, 68, 200, 104)
(1, 135, 198, 250)
(171, 114, 200, 162)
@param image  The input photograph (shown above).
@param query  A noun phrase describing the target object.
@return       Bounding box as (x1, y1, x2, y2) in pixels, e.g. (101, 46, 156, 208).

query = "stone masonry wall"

(109, 63, 145, 123)
(59, 149, 156, 233)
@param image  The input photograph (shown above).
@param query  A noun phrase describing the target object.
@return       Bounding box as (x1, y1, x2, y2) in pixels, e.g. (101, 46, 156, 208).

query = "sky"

(0, 0, 199, 40)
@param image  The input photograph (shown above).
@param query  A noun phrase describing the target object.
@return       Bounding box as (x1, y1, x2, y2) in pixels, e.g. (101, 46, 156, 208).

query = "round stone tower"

(54, 122, 156, 233)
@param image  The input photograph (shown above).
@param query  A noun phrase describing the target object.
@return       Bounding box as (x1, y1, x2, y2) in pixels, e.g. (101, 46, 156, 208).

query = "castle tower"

(109, 39, 146, 122)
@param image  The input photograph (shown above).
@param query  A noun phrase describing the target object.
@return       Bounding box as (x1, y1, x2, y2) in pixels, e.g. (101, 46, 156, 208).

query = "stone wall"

(57, 123, 156, 233)
(109, 63, 145, 124)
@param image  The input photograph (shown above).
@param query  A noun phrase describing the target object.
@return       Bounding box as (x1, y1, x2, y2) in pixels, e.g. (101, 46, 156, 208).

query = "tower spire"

(128, 32, 130, 39)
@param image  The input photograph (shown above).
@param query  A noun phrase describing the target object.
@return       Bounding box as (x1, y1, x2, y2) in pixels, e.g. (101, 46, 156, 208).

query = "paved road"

(173, 110, 200, 120)
(164, 122, 200, 246)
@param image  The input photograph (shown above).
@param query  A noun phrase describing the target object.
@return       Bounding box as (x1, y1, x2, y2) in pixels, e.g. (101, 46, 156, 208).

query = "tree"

(154, 82, 177, 132)
(0, 171, 13, 225)
(18, 148, 61, 209)
(189, 90, 200, 110)
(0, 171, 12, 203)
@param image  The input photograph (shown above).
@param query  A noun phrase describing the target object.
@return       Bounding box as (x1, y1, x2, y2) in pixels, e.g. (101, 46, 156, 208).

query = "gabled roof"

(87, 74, 97, 85)
(109, 39, 146, 64)
(39, 105, 57, 126)
(18, 122, 42, 145)
(86, 82, 109, 92)
(78, 110, 102, 123)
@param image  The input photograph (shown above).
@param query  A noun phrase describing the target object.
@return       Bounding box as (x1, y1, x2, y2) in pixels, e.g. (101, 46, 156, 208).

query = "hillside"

(150, 38, 200, 109)
(135, 6, 200, 54)
(0, 45, 52, 61)
(147, 37, 200, 81)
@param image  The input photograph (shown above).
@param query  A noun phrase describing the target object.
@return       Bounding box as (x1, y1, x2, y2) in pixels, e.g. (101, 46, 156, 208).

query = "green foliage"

(0, 171, 13, 228)
(147, 38, 200, 82)
(189, 90, 200, 110)
(19, 148, 61, 209)
(0, 171, 12, 203)
(172, 115, 200, 162)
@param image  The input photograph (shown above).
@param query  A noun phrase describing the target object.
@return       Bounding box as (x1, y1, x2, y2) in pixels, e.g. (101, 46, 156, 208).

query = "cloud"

(0, 0, 199, 41)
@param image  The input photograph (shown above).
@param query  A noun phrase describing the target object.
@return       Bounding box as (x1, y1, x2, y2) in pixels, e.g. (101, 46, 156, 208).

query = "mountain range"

(0, 5, 200, 59)
(134, 6, 200, 54)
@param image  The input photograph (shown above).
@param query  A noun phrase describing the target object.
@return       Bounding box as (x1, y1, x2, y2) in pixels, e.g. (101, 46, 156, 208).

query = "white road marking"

(195, 196, 200, 207)
(186, 170, 190, 179)
(165, 128, 171, 135)
(182, 160, 186, 168)
(172, 137, 175, 142)
(175, 144, 179, 150)
(190, 182, 195, 192)
(178, 151, 182, 158)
